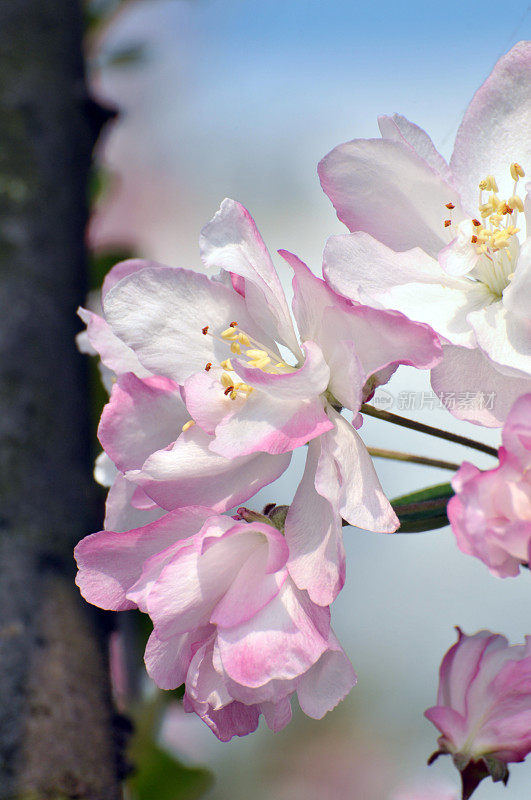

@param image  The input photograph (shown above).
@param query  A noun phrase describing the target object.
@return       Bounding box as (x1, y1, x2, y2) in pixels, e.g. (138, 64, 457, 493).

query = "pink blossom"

(320, 42, 531, 427)
(97, 372, 290, 531)
(425, 628, 531, 796)
(75, 511, 356, 740)
(101, 198, 442, 603)
(448, 393, 531, 577)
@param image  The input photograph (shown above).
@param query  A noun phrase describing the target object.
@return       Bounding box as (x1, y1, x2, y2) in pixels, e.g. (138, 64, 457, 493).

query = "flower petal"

(74, 507, 212, 610)
(98, 373, 186, 472)
(285, 437, 346, 606)
(200, 199, 301, 357)
(318, 138, 461, 257)
(77, 307, 152, 378)
(216, 581, 330, 688)
(131, 424, 291, 512)
(431, 345, 531, 427)
(378, 114, 452, 181)
(467, 302, 531, 376)
(323, 231, 490, 348)
(209, 342, 333, 457)
(103, 266, 277, 383)
(450, 42, 531, 214)
(296, 632, 357, 719)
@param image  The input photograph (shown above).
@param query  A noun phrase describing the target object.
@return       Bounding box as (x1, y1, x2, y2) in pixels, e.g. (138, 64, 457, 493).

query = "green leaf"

(391, 482, 454, 533)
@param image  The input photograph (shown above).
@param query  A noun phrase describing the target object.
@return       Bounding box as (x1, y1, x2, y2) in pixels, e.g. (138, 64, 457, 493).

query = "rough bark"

(0, 1, 122, 797)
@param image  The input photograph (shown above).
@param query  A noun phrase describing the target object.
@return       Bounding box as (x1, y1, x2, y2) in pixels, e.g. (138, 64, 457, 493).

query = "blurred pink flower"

(448, 393, 531, 577)
(321, 42, 531, 427)
(425, 628, 531, 797)
(391, 781, 457, 800)
(75, 510, 356, 740)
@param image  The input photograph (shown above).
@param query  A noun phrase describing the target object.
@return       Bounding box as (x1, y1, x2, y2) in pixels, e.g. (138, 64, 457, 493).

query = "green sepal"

(391, 482, 454, 533)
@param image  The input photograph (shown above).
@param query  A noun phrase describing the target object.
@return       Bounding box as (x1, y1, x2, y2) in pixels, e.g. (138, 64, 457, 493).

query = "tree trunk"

(0, 1, 122, 797)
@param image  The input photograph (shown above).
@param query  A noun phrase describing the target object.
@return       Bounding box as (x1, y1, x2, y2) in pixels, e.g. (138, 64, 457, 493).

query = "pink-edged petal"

(130, 424, 291, 512)
(103, 472, 165, 533)
(209, 342, 332, 457)
(216, 581, 330, 688)
(321, 303, 442, 387)
(318, 138, 462, 257)
(74, 507, 212, 611)
(437, 629, 507, 713)
(210, 546, 287, 629)
(261, 697, 293, 732)
(502, 393, 531, 468)
(296, 632, 357, 719)
(378, 114, 452, 181)
(280, 249, 367, 410)
(98, 373, 186, 472)
(183, 370, 245, 435)
(147, 521, 259, 638)
(185, 639, 233, 710)
(424, 706, 468, 744)
(285, 437, 346, 606)
(77, 307, 152, 378)
(103, 266, 278, 383)
(321, 409, 398, 533)
(144, 628, 207, 690)
(323, 232, 491, 348)
(101, 258, 164, 298)
(199, 199, 301, 357)
(280, 248, 341, 342)
(186, 695, 260, 742)
(450, 42, 531, 214)
(467, 302, 531, 376)
(431, 345, 531, 427)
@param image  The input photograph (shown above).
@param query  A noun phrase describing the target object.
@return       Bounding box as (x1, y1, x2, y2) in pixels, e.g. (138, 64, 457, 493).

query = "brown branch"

(0, 1, 122, 797)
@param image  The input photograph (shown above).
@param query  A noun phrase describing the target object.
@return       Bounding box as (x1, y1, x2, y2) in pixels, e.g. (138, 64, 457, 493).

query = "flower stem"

(367, 447, 460, 472)
(360, 404, 498, 458)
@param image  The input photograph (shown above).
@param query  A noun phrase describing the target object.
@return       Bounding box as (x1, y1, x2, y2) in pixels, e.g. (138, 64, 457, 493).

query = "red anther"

(224, 385, 234, 396)
(202, 325, 209, 335)
(229, 321, 238, 327)
(500, 203, 511, 215)
(472, 218, 481, 227)
(471, 235, 478, 244)
(444, 220, 451, 227)
(205, 362, 212, 371)
(445, 202, 455, 209)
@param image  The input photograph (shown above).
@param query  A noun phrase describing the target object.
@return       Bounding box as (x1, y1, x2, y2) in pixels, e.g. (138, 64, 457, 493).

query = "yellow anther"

(237, 332, 250, 346)
(221, 372, 233, 388)
(245, 349, 269, 359)
(491, 231, 510, 249)
(249, 356, 271, 369)
(239, 384, 253, 395)
(230, 342, 241, 354)
(182, 420, 195, 432)
(220, 359, 233, 371)
(479, 175, 498, 192)
(230, 390, 238, 400)
(506, 225, 519, 236)
(221, 328, 238, 340)
(510, 163, 525, 181)
(507, 195, 524, 212)
(275, 361, 288, 370)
